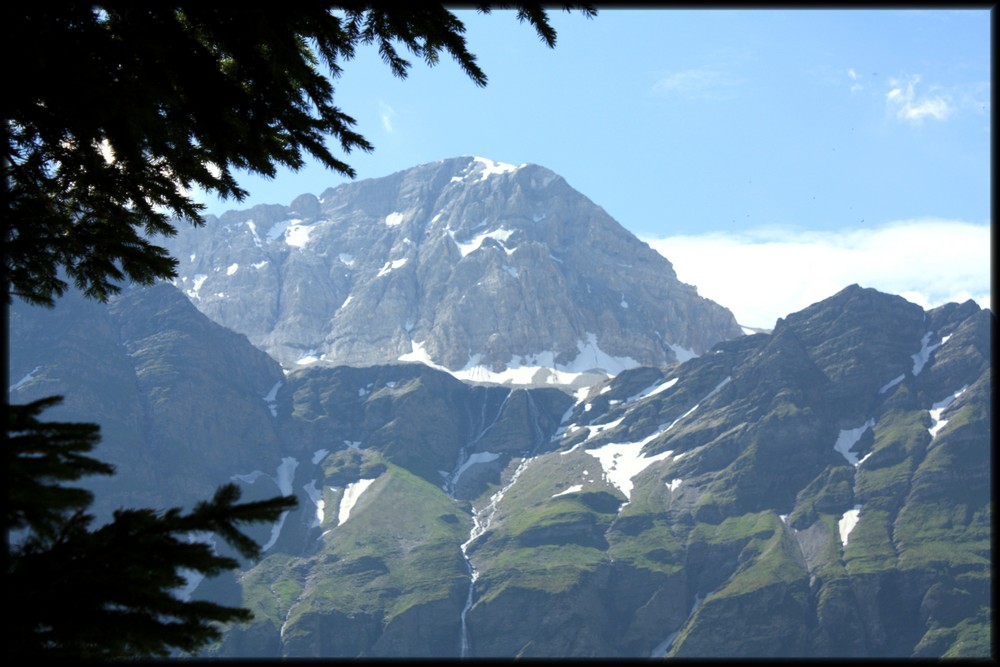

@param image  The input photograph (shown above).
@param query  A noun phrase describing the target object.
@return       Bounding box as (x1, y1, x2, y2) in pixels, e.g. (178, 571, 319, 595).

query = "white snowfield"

(337, 478, 377, 526)
(552, 484, 584, 499)
(229, 457, 300, 553)
(472, 156, 519, 180)
(450, 452, 501, 489)
(668, 343, 698, 363)
(399, 333, 641, 388)
(295, 350, 322, 366)
(303, 480, 325, 528)
(262, 381, 282, 417)
(586, 437, 673, 502)
(450, 226, 515, 258)
(838, 505, 862, 547)
(376, 258, 409, 277)
(552, 376, 732, 505)
(912, 330, 950, 375)
(245, 221, 262, 247)
(628, 377, 679, 403)
(186, 273, 208, 301)
(834, 419, 875, 467)
(878, 373, 905, 395)
(928, 385, 969, 441)
(448, 156, 519, 184)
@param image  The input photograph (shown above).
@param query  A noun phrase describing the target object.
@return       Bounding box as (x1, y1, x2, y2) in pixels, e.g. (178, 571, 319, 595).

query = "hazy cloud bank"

(644, 219, 990, 329)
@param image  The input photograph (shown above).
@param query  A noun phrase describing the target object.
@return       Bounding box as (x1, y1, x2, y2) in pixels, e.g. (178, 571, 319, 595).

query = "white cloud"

(847, 69, 863, 95)
(651, 68, 743, 100)
(379, 101, 396, 133)
(643, 220, 990, 329)
(886, 75, 953, 124)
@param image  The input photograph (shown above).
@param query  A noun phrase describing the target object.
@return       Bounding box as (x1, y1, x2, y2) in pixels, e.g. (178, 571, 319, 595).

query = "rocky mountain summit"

(162, 156, 741, 386)
(9, 283, 991, 657)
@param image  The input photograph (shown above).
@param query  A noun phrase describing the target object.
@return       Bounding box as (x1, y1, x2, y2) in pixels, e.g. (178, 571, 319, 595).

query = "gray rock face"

(8, 283, 288, 520)
(163, 156, 741, 385)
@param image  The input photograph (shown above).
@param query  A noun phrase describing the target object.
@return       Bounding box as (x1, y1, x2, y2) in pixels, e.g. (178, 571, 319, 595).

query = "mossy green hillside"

(842, 507, 897, 575)
(468, 452, 618, 604)
(853, 408, 928, 507)
(474, 543, 607, 605)
(241, 457, 469, 636)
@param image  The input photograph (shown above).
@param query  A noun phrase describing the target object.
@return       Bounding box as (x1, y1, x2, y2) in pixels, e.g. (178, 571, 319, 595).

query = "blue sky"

(201, 8, 990, 328)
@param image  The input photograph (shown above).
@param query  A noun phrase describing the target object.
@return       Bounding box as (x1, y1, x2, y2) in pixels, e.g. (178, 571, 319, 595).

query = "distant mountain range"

(7, 158, 991, 658)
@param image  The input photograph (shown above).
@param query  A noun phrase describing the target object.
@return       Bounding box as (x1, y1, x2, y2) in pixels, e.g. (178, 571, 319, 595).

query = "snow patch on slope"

(245, 221, 262, 247)
(186, 274, 208, 300)
(912, 331, 942, 375)
(473, 156, 518, 180)
(337, 478, 377, 526)
(232, 456, 299, 552)
(838, 505, 862, 547)
(669, 343, 698, 363)
(629, 377, 678, 402)
(662, 376, 731, 435)
(303, 480, 325, 527)
(552, 484, 584, 499)
(878, 374, 905, 395)
(264, 218, 318, 248)
(451, 452, 501, 488)
(452, 227, 515, 257)
(928, 385, 969, 441)
(586, 427, 674, 501)
(377, 258, 408, 277)
(399, 334, 639, 388)
(262, 381, 282, 417)
(834, 419, 875, 466)
(296, 350, 322, 365)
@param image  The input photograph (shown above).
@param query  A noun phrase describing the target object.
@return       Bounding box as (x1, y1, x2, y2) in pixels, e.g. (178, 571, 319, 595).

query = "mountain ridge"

(162, 156, 741, 387)
(7, 153, 990, 657)
(8, 281, 991, 657)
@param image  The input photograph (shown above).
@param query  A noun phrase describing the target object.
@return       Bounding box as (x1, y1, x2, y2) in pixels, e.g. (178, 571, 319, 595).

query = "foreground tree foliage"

(4, 4, 595, 306)
(7, 397, 297, 658)
(4, 4, 594, 658)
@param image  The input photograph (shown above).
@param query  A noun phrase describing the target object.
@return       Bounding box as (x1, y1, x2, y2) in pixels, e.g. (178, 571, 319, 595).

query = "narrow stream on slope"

(454, 390, 550, 657)
(442, 389, 509, 658)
